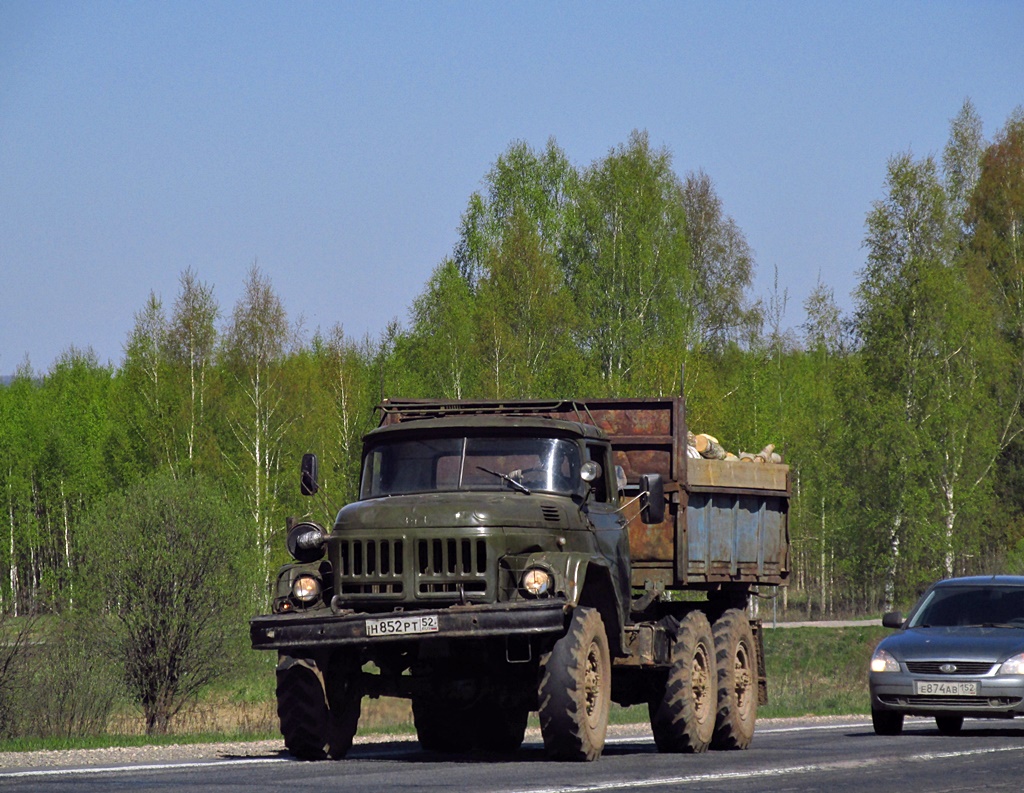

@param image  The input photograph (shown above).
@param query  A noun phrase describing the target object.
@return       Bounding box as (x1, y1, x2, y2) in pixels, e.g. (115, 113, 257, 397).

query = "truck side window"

(585, 444, 609, 503)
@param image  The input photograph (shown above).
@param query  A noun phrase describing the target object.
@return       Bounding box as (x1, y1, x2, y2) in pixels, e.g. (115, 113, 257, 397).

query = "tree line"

(2, 103, 1023, 637)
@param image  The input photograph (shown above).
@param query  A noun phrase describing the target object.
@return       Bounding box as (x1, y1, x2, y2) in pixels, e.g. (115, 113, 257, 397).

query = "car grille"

(334, 535, 492, 601)
(905, 661, 995, 675)
(879, 695, 1021, 709)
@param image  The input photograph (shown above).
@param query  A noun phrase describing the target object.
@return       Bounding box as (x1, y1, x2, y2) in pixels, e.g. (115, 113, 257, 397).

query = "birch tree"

(566, 130, 692, 393)
(220, 265, 294, 594)
(166, 269, 219, 469)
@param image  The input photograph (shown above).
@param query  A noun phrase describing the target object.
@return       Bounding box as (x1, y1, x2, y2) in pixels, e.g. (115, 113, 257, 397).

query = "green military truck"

(250, 397, 789, 761)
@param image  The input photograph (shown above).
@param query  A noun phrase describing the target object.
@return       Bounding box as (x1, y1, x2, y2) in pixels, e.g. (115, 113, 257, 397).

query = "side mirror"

(301, 453, 319, 496)
(639, 473, 665, 525)
(882, 611, 904, 629)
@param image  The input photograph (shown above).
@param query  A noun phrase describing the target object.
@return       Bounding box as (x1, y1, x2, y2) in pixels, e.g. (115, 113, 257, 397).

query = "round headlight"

(292, 574, 321, 603)
(522, 567, 552, 597)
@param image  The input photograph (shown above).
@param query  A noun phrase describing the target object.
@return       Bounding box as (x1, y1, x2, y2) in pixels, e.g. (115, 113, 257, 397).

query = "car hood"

(880, 626, 1024, 663)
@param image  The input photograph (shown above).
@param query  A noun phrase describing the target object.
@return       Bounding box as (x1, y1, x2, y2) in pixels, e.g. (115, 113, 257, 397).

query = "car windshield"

(908, 585, 1024, 628)
(360, 434, 582, 498)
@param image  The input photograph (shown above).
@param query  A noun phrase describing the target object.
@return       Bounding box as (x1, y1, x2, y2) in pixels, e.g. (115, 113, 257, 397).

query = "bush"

(16, 618, 122, 738)
(76, 471, 245, 734)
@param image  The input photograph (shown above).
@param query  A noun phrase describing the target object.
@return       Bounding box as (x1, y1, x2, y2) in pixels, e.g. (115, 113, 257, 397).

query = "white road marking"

(504, 744, 1024, 793)
(0, 756, 289, 779)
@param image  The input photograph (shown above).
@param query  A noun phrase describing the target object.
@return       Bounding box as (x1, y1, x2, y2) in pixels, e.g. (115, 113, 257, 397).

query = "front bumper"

(870, 672, 1024, 718)
(250, 600, 569, 651)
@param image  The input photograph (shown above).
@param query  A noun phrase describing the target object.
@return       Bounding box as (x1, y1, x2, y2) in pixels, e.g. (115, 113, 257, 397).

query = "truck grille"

(337, 538, 405, 595)
(417, 538, 489, 597)
(334, 535, 493, 602)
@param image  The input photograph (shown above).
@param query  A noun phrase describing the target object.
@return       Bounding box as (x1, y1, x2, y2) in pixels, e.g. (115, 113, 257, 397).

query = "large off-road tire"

(323, 655, 362, 758)
(538, 607, 611, 762)
(412, 697, 479, 753)
(412, 696, 528, 754)
(648, 610, 716, 753)
(276, 654, 361, 760)
(476, 702, 530, 753)
(710, 609, 758, 750)
(872, 708, 904, 735)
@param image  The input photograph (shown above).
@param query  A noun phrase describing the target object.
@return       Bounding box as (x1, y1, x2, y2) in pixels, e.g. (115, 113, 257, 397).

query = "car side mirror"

(882, 611, 903, 629)
(639, 473, 665, 525)
(301, 453, 319, 496)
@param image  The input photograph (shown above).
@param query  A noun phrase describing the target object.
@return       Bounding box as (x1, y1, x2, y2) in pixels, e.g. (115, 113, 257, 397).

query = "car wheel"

(871, 708, 904, 736)
(935, 715, 964, 735)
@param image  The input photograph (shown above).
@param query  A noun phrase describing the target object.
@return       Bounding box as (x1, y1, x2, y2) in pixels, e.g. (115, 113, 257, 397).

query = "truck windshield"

(360, 435, 582, 498)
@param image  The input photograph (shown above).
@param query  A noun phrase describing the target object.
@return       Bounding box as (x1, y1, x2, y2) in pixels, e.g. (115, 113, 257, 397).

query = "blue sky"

(1, 1, 1021, 376)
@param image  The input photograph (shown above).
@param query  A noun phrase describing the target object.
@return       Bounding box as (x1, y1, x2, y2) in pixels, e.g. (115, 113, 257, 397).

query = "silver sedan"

(869, 575, 1024, 735)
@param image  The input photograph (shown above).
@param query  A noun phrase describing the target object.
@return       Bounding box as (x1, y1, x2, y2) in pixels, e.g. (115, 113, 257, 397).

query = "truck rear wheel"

(477, 702, 530, 752)
(538, 607, 611, 762)
(276, 653, 361, 760)
(710, 609, 757, 750)
(413, 697, 478, 752)
(649, 610, 715, 753)
(413, 697, 529, 753)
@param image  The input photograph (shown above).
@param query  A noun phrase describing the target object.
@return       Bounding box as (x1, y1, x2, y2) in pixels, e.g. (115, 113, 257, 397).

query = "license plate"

(365, 614, 439, 638)
(914, 680, 977, 696)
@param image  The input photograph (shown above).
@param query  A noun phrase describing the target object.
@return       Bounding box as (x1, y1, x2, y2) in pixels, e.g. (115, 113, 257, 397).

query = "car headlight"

(521, 567, 552, 597)
(292, 574, 321, 603)
(870, 647, 900, 673)
(998, 652, 1024, 675)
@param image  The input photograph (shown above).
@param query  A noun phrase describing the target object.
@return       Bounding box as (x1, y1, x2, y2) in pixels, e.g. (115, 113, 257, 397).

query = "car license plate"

(914, 680, 977, 696)
(365, 614, 439, 638)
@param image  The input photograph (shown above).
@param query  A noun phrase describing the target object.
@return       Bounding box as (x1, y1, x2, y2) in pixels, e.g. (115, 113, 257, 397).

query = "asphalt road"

(2, 716, 1023, 792)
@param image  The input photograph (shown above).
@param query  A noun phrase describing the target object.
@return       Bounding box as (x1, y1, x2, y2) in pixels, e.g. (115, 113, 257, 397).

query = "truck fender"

(503, 552, 623, 655)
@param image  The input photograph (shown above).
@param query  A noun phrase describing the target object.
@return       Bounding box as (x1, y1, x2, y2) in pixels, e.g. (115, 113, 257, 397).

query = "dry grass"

(106, 695, 414, 737)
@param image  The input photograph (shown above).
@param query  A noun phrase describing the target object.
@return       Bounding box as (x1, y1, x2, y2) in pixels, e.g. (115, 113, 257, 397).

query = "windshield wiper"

(477, 466, 531, 495)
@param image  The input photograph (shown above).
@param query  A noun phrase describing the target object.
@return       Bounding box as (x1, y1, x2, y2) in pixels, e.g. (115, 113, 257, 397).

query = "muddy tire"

(872, 708, 904, 735)
(648, 610, 716, 753)
(412, 697, 478, 753)
(477, 702, 530, 753)
(276, 654, 361, 760)
(538, 607, 611, 762)
(710, 609, 757, 750)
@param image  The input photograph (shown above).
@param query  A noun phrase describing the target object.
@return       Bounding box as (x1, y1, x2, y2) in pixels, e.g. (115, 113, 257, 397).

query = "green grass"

(760, 625, 889, 718)
(0, 625, 888, 753)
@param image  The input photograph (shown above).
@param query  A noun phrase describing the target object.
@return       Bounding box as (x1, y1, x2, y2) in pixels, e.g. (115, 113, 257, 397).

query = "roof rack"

(377, 398, 597, 426)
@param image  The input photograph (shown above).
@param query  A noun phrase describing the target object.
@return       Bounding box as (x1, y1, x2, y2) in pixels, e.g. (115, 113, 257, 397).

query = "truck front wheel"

(710, 609, 757, 750)
(276, 653, 361, 760)
(649, 610, 715, 753)
(538, 607, 611, 761)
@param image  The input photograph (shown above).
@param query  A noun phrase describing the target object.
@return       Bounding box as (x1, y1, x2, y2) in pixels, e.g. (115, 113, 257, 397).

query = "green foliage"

(761, 626, 889, 718)
(75, 470, 244, 735)
(15, 617, 122, 739)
